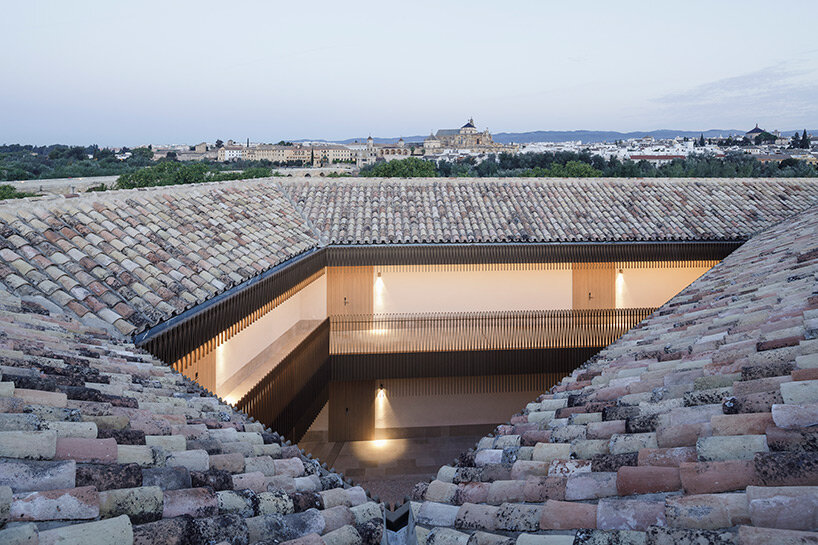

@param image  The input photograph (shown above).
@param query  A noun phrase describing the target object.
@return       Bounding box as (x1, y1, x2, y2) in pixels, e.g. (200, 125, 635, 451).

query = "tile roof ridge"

(276, 179, 328, 246)
(0, 177, 276, 213)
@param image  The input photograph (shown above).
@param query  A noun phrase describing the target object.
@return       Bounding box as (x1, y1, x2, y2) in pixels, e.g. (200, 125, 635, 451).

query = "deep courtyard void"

(137, 251, 729, 504)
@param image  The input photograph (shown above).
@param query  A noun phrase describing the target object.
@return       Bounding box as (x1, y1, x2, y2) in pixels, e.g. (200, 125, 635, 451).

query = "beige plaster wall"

(616, 266, 711, 308)
(373, 266, 573, 314)
(214, 274, 327, 388)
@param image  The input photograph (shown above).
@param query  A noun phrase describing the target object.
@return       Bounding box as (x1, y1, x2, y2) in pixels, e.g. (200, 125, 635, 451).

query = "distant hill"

(491, 129, 744, 144)
(295, 136, 427, 145)
(296, 129, 816, 146)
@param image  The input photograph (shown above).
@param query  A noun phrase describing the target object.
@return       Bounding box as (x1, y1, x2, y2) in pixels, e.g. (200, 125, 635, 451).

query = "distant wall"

(274, 167, 354, 176)
(616, 266, 711, 308)
(376, 391, 542, 429)
(370, 263, 713, 314)
(373, 265, 573, 314)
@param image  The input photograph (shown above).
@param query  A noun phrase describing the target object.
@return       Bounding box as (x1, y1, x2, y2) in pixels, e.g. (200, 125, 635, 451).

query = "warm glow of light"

(375, 384, 390, 429)
(371, 327, 389, 335)
(223, 394, 239, 405)
(615, 269, 625, 309)
(373, 273, 386, 313)
(215, 343, 227, 388)
(349, 437, 406, 462)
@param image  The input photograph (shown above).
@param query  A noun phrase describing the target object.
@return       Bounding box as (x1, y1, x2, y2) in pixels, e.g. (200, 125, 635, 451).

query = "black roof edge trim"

(133, 246, 325, 347)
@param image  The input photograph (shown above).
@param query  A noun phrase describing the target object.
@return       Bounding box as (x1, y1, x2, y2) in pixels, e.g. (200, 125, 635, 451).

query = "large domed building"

(424, 118, 517, 153)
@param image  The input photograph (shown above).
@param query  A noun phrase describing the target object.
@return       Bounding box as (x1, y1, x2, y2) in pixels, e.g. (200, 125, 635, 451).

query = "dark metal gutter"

(324, 240, 744, 266)
(134, 247, 326, 364)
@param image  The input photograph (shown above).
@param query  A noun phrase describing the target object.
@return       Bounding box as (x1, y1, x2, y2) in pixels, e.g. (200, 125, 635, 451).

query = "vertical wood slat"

(330, 347, 603, 382)
(235, 319, 330, 442)
(329, 308, 655, 355)
(138, 249, 326, 366)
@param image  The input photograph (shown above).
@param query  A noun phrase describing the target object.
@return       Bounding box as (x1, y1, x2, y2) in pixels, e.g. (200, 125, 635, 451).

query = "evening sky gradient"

(1, 0, 816, 145)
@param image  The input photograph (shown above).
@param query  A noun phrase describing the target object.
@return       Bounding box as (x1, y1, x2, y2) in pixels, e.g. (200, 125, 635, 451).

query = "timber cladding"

(326, 266, 374, 316)
(323, 241, 742, 267)
(329, 380, 376, 442)
(331, 347, 603, 381)
(236, 319, 330, 441)
(572, 263, 616, 309)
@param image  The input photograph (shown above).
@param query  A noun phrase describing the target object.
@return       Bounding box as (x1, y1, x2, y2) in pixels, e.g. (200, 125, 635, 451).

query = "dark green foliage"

(115, 163, 273, 189)
(0, 144, 151, 181)
(792, 130, 812, 149)
(754, 132, 777, 145)
(434, 151, 818, 178)
(360, 157, 437, 177)
(0, 184, 38, 200)
(518, 161, 602, 177)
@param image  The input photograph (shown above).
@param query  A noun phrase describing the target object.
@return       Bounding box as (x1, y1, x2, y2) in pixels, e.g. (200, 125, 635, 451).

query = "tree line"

(115, 163, 274, 189)
(362, 152, 818, 178)
(0, 144, 285, 183)
(0, 144, 156, 181)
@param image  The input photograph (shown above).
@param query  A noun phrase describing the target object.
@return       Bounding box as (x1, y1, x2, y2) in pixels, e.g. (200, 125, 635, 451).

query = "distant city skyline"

(1, 0, 817, 146)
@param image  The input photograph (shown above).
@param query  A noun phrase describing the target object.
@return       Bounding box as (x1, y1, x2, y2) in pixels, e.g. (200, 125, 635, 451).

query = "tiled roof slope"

(3, 178, 818, 338)
(280, 178, 818, 244)
(0, 180, 319, 336)
(0, 288, 384, 545)
(410, 204, 818, 544)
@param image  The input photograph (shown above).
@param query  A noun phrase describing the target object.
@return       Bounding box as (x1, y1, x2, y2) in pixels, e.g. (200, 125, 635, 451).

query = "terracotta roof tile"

(0, 180, 319, 336)
(0, 286, 375, 544)
(281, 178, 818, 244)
(3, 178, 818, 542)
(412, 202, 818, 541)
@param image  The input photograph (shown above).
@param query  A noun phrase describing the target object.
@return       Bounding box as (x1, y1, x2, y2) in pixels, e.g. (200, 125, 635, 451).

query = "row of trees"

(693, 129, 812, 149)
(361, 152, 818, 178)
(0, 143, 292, 190)
(791, 130, 812, 149)
(360, 157, 437, 177)
(0, 144, 156, 181)
(0, 159, 276, 200)
(115, 163, 273, 189)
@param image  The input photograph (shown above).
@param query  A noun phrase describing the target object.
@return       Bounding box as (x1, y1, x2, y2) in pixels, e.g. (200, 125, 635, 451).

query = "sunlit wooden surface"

(330, 308, 655, 354)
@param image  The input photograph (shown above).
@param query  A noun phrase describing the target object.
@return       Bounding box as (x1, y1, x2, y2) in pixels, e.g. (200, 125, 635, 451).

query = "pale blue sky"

(1, 0, 817, 145)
